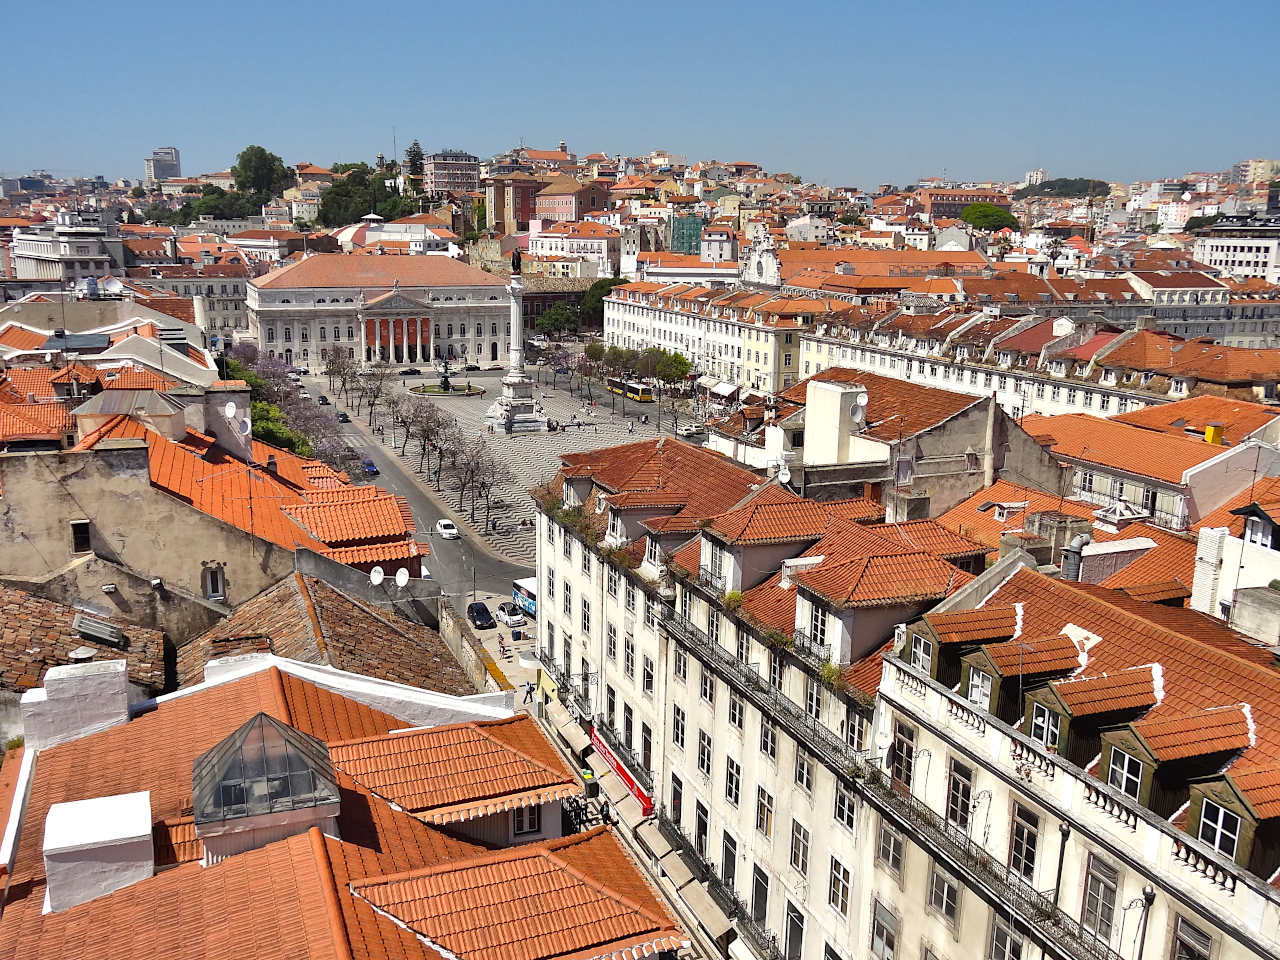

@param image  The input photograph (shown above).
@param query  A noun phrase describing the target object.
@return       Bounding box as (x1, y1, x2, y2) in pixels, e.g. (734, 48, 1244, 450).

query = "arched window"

(333, 326, 340, 341)
(283, 328, 292, 342)
(300, 328, 309, 342)
(347, 347, 355, 358)
(346, 326, 354, 340)
(318, 327, 326, 340)
(266, 328, 276, 343)
(434, 324, 440, 337)
(302, 348, 308, 359)
(281, 298, 291, 303)
(447, 325, 453, 337)
(344, 297, 353, 303)
(320, 348, 328, 359)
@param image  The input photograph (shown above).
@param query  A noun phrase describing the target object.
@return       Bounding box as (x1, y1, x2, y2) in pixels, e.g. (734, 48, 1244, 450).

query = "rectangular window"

(1171, 917, 1213, 960)
(967, 666, 992, 709)
(1030, 703, 1060, 750)
(606, 685, 615, 729)
(607, 511, 621, 539)
(805, 676, 822, 720)
(582, 548, 591, 576)
(947, 760, 973, 831)
(606, 623, 617, 661)
(695, 800, 709, 859)
(988, 916, 1023, 960)
(623, 703, 633, 748)
(623, 635, 635, 678)
(672, 705, 686, 749)
(1009, 804, 1039, 882)
(625, 582, 636, 613)
(736, 628, 749, 663)
(809, 602, 827, 647)
(760, 718, 777, 759)
(910, 634, 933, 674)
(563, 535, 572, 561)
(756, 787, 774, 837)
(794, 750, 813, 792)
(890, 720, 915, 789)
(673, 645, 687, 681)
(834, 785, 856, 829)
(1082, 855, 1118, 941)
(725, 757, 742, 805)
(870, 901, 898, 960)
(607, 566, 619, 597)
(929, 861, 959, 924)
(697, 730, 712, 776)
(512, 804, 542, 836)
(790, 820, 810, 875)
(729, 692, 744, 730)
(1107, 747, 1143, 799)
(70, 520, 91, 554)
(721, 832, 738, 891)
(642, 656, 654, 695)
(828, 857, 851, 916)
(877, 822, 903, 874)
(769, 650, 785, 691)
(563, 581, 572, 618)
(751, 866, 769, 925)
(643, 595, 656, 629)
(581, 598, 591, 634)
(700, 667, 715, 705)
(1198, 800, 1241, 859)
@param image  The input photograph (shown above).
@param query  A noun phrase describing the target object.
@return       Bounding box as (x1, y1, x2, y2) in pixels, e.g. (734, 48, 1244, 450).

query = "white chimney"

(20, 660, 130, 751)
(43, 791, 154, 912)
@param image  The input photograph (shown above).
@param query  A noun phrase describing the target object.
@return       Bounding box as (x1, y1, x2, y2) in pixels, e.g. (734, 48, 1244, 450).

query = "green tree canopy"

(1012, 177, 1109, 201)
(579, 277, 630, 328)
(330, 161, 371, 175)
(405, 140, 425, 177)
(535, 303, 579, 339)
(1184, 214, 1223, 232)
(232, 145, 291, 195)
(317, 165, 416, 226)
(960, 202, 1019, 232)
(584, 341, 606, 363)
(129, 185, 146, 199)
(655, 351, 691, 384)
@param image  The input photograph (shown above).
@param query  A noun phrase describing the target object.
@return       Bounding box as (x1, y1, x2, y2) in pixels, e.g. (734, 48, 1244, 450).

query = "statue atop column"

(511, 248, 522, 276)
(484, 254, 546, 433)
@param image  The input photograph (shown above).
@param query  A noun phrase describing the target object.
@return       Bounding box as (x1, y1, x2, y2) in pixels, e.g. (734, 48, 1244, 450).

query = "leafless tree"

(408, 399, 443, 474)
(473, 444, 515, 529)
(360, 360, 398, 427)
(434, 421, 464, 490)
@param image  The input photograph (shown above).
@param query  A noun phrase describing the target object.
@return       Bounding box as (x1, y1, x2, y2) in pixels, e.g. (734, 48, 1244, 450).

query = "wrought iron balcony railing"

(657, 603, 1123, 960)
(593, 717, 653, 794)
(697, 565, 726, 593)
(791, 628, 831, 666)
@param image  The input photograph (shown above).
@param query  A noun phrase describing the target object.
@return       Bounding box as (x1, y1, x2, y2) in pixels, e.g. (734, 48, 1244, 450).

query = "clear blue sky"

(4, 0, 1277, 188)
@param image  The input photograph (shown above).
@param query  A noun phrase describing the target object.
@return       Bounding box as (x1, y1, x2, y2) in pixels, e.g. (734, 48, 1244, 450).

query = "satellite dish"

(237, 417, 252, 436)
(777, 465, 791, 485)
(394, 567, 410, 588)
(222, 400, 236, 419)
(1181, 191, 1192, 202)
(369, 566, 385, 586)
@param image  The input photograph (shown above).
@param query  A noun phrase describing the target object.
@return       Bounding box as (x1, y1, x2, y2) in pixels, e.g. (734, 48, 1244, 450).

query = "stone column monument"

(485, 249, 548, 433)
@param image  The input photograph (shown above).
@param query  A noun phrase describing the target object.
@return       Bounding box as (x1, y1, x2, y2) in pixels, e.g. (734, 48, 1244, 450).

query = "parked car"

(401, 367, 422, 376)
(318, 395, 331, 405)
(338, 445, 360, 461)
(435, 519, 460, 540)
(676, 424, 705, 437)
(466, 601, 496, 630)
(495, 602, 526, 627)
(298, 390, 311, 400)
(463, 363, 481, 372)
(337, 411, 352, 423)
(361, 458, 379, 475)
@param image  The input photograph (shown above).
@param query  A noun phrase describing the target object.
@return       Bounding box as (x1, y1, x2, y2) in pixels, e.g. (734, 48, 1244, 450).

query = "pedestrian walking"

(522, 681, 534, 704)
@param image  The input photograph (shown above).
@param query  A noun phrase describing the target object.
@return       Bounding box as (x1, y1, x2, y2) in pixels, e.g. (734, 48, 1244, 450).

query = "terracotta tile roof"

(926, 605, 1019, 644)
(330, 716, 579, 824)
(101, 366, 177, 391)
(865, 520, 992, 561)
(0, 585, 164, 692)
(1057, 332, 1121, 363)
(779, 367, 980, 443)
(1111, 394, 1280, 446)
(793, 551, 971, 609)
(1096, 529, 1196, 591)
(556, 438, 761, 533)
(1135, 705, 1253, 761)
(1053, 664, 1160, 714)
(254, 253, 504, 290)
(0, 324, 47, 353)
(177, 574, 469, 694)
(1098, 330, 1280, 385)
(349, 827, 684, 960)
(1228, 766, 1280, 819)
(1018, 413, 1227, 483)
(844, 639, 892, 698)
(0, 368, 57, 400)
(707, 486, 883, 544)
(739, 571, 798, 636)
(0, 401, 72, 442)
(984, 633, 1081, 676)
(284, 492, 411, 544)
(668, 536, 703, 577)
(1115, 580, 1192, 603)
(1195, 475, 1280, 536)
(994, 319, 1059, 355)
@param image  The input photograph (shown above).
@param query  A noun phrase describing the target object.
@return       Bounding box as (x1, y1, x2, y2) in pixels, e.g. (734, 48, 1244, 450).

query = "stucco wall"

(0, 445, 295, 609)
(438, 598, 514, 694)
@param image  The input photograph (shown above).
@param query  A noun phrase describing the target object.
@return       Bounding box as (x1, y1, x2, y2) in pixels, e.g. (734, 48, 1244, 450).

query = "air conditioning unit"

(72, 612, 126, 648)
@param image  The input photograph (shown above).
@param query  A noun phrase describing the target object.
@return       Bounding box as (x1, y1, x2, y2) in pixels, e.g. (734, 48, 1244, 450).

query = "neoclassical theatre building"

(247, 254, 513, 370)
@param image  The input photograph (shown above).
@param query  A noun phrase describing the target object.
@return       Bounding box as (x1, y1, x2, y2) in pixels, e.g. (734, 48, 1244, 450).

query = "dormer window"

(1244, 516, 1272, 549)
(1198, 799, 1240, 859)
(608, 510, 622, 540)
(1029, 703, 1060, 750)
(645, 537, 660, 567)
(1107, 747, 1143, 799)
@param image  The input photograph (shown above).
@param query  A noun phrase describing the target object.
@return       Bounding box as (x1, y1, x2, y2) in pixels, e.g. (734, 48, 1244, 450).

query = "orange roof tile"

(1111, 394, 1280, 446)
(329, 716, 580, 824)
(793, 552, 970, 608)
(984, 633, 1081, 676)
(925, 605, 1020, 645)
(1019, 413, 1227, 483)
(1135, 705, 1253, 761)
(1053, 664, 1160, 715)
(349, 828, 684, 960)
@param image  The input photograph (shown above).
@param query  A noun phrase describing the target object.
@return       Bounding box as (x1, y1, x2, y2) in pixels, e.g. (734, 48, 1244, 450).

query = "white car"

(676, 423, 705, 437)
(298, 390, 311, 400)
(495, 602, 526, 627)
(435, 519, 461, 540)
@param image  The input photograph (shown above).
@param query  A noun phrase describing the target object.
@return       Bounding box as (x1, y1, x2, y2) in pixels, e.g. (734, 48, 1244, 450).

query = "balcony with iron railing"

(657, 602, 1126, 960)
(697, 565, 726, 594)
(791, 628, 831, 668)
(593, 717, 653, 794)
(537, 649, 568, 687)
